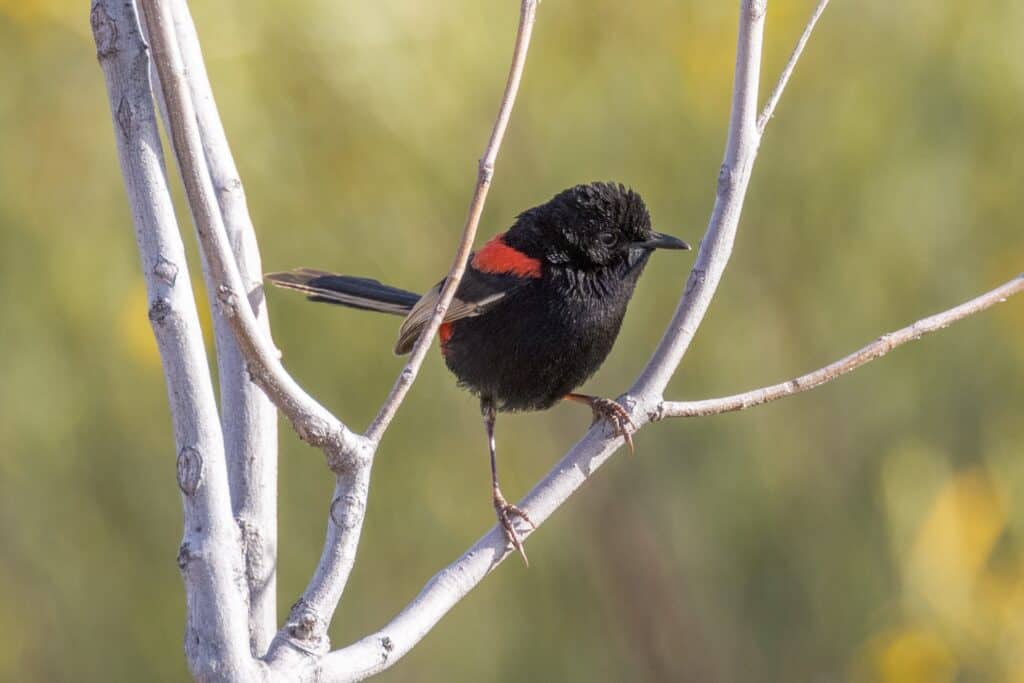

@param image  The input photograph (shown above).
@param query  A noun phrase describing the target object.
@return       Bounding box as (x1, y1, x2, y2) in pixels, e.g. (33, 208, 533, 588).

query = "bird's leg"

(564, 393, 636, 456)
(482, 398, 535, 565)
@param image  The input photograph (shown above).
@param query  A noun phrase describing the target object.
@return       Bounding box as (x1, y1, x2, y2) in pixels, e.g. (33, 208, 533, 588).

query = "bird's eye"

(598, 232, 618, 247)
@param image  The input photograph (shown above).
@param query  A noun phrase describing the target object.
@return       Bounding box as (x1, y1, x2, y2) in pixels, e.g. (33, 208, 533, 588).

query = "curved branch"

(264, 0, 542, 664)
(91, 1, 257, 678)
(135, 0, 368, 466)
(657, 274, 1024, 418)
(757, 0, 831, 133)
(364, 0, 540, 444)
(319, 427, 626, 683)
(314, 1, 785, 679)
(167, 0, 280, 653)
(630, 0, 767, 401)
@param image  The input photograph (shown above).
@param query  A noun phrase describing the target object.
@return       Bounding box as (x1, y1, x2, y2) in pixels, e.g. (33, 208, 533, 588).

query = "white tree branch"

(313, 1, 785, 679)
(91, 1, 258, 679)
(134, 0, 369, 465)
(156, 0, 280, 654)
(757, 0, 830, 133)
(630, 0, 767, 402)
(101, 0, 1019, 679)
(265, 0, 542, 667)
(364, 0, 540, 444)
(657, 274, 1024, 418)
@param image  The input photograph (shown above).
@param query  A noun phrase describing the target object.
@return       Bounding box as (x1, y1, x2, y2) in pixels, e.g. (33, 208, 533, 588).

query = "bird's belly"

(441, 295, 624, 412)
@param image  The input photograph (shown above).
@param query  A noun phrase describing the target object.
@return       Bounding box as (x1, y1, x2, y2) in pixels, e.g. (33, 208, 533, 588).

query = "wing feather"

(394, 271, 517, 354)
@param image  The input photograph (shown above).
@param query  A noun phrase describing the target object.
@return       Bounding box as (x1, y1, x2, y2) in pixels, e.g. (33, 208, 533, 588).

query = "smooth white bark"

(96, 0, 1022, 680)
(167, 0, 280, 653)
(91, 1, 258, 679)
(658, 274, 1024, 418)
(267, 0, 542, 666)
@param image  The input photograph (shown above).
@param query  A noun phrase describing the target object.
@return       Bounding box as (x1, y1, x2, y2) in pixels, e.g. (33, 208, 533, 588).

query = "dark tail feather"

(265, 268, 420, 316)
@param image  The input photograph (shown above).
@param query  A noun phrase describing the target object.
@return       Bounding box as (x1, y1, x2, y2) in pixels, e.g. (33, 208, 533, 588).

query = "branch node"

(148, 297, 173, 324)
(325, 434, 374, 475)
(216, 284, 238, 316)
(716, 164, 734, 196)
(478, 159, 495, 186)
(380, 635, 395, 661)
(153, 256, 179, 285)
(282, 599, 331, 654)
(90, 2, 119, 60)
(116, 96, 134, 139)
(330, 492, 366, 531)
(176, 541, 194, 570)
(176, 445, 205, 496)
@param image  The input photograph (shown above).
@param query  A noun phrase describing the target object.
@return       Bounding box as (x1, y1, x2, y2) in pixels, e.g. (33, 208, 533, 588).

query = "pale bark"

(269, 0, 541, 666)
(140, 0, 282, 652)
(91, 1, 259, 679)
(364, 0, 540, 443)
(94, 0, 1023, 680)
(657, 274, 1024, 418)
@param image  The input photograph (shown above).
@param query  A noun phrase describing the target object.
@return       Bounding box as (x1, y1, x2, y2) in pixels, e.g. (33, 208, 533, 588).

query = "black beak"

(632, 231, 691, 251)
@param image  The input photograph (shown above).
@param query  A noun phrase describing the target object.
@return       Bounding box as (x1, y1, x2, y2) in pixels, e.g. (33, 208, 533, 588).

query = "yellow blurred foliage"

(0, 0, 79, 25)
(118, 282, 159, 367)
(907, 469, 1007, 626)
(860, 627, 957, 683)
(117, 279, 215, 367)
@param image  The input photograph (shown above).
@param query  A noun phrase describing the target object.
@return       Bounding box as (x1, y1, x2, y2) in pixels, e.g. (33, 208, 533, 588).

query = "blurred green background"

(2, 0, 1023, 680)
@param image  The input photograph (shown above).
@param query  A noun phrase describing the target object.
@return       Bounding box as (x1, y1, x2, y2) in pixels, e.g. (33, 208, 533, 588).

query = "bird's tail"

(265, 268, 420, 316)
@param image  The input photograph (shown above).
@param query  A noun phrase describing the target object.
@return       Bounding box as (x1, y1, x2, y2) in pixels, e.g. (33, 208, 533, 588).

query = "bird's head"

(506, 182, 690, 273)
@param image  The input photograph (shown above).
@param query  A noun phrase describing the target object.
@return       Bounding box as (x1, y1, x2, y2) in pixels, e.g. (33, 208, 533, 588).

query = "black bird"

(267, 182, 691, 563)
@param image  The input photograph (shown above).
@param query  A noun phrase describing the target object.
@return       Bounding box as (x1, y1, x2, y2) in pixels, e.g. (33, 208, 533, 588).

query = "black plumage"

(267, 182, 691, 562)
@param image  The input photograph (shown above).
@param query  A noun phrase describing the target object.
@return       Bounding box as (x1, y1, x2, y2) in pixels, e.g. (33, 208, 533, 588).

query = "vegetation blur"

(1, 0, 1023, 680)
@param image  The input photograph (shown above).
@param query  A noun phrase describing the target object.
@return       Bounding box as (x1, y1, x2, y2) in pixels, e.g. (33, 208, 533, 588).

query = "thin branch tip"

(661, 274, 1024, 419)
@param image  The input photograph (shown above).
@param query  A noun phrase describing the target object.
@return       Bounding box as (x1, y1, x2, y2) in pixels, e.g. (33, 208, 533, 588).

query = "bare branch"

(319, 428, 626, 683)
(657, 274, 1024, 418)
(261, 1, 543, 666)
(165, 0, 280, 654)
(630, 0, 768, 401)
(757, 0, 831, 133)
(313, 2, 777, 679)
(136, 0, 368, 468)
(91, 1, 258, 678)
(364, 0, 540, 444)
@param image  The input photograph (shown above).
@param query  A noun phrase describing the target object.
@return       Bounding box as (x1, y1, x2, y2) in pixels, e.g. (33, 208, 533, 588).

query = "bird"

(266, 182, 691, 564)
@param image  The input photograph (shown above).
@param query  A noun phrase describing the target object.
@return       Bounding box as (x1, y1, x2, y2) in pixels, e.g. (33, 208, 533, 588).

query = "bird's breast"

(440, 266, 638, 411)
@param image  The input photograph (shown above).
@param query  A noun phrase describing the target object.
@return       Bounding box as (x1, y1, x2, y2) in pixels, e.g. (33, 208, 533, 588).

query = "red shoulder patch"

(439, 322, 453, 345)
(439, 322, 453, 356)
(471, 233, 542, 278)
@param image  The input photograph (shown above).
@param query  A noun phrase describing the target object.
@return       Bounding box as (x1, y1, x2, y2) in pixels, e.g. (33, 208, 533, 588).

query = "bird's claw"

(588, 397, 636, 456)
(493, 493, 535, 566)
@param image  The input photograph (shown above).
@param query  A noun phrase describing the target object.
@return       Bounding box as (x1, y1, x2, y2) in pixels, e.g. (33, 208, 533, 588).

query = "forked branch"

(91, 1, 257, 678)
(97, 0, 1023, 681)
(163, 0, 280, 653)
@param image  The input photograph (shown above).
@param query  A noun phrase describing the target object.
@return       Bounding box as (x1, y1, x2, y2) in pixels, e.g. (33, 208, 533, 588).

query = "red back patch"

(471, 233, 542, 278)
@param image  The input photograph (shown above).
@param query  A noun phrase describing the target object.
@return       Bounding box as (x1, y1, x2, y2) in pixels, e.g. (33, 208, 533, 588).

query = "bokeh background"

(2, 0, 1023, 680)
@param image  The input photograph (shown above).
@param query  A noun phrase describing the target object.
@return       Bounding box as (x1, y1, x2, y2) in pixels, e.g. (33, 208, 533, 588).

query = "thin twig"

(757, 0, 831, 133)
(658, 274, 1024, 418)
(262, 1, 543, 666)
(136, 0, 368, 468)
(166, 0, 280, 653)
(364, 0, 540, 444)
(312, 2, 780, 680)
(91, 1, 258, 678)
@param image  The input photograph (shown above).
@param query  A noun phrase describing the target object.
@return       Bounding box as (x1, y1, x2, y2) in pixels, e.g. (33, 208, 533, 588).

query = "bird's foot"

(493, 489, 535, 566)
(568, 394, 636, 456)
